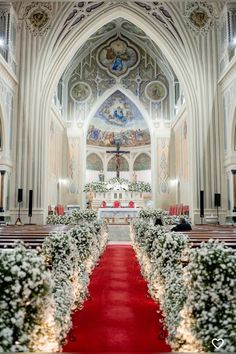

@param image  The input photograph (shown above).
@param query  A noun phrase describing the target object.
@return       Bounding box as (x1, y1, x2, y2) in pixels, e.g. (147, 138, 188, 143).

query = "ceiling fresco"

(87, 90, 150, 147)
(97, 37, 140, 78)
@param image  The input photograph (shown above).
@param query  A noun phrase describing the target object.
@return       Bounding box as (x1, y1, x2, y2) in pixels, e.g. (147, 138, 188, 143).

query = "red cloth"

(129, 200, 135, 208)
(63, 246, 170, 352)
(101, 201, 107, 208)
(113, 200, 120, 208)
(55, 204, 64, 215)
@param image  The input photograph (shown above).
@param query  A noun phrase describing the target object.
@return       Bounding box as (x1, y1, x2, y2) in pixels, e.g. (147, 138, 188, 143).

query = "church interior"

(0, 0, 236, 353)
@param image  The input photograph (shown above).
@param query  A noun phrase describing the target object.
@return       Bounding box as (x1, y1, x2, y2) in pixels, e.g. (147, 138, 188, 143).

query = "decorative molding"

(97, 36, 140, 79)
(145, 80, 167, 102)
(55, 1, 105, 46)
(133, 1, 183, 43)
(184, 1, 219, 35)
(70, 82, 91, 102)
(218, 52, 236, 91)
(23, 2, 52, 36)
(0, 55, 18, 90)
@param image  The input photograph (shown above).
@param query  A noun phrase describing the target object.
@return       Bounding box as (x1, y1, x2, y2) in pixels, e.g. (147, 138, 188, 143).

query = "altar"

(91, 190, 147, 209)
(98, 207, 140, 224)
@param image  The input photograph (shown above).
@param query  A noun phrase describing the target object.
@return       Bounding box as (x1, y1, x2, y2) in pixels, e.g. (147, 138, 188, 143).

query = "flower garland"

(0, 219, 108, 352)
(0, 242, 53, 352)
(84, 178, 151, 193)
(176, 241, 236, 352)
(139, 208, 167, 220)
(131, 222, 236, 352)
(47, 209, 97, 225)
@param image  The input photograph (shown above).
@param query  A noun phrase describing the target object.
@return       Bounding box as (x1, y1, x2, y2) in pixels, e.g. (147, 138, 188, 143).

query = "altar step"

(108, 225, 131, 244)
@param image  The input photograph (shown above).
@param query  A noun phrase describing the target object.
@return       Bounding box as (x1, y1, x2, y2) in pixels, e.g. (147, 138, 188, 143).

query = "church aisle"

(63, 245, 170, 352)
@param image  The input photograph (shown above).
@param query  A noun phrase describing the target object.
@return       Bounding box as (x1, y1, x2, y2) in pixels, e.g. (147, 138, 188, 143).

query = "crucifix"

(106, 142, 130, 178)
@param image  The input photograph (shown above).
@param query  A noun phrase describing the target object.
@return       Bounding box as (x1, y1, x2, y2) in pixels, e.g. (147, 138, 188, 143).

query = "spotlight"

(0, 38, 5, 47)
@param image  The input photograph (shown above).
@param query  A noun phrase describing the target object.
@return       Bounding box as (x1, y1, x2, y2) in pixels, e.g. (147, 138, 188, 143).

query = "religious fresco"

(97, 38, 139, 78)
(121, 21, 146, 36)
(133, 153, 151, 171)
(87, 91, 150, 147)
(86, 153, 103, 171)
(107, 156, 129, 171)
(184, 2, 218, 35)
(23, 2, 52, 36)
(70, 82, 91, 102)
(145, 81, 167, 102)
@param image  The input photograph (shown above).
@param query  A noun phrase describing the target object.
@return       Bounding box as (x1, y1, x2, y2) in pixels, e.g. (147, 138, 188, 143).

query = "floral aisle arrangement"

(84, 177, 151, 193)
(176, 241, 236, 352)
(163, 214, 191, 225)
(0, 242, 53, 352)
(149, 232, 189, 348)
(138, 208, 190, 226)
(41, 219, 108, 350)
(0, 219, 108, 352)
(131, 223, 236, 352)
(138, 208, 168, 221)
(46, 209, 97, 225)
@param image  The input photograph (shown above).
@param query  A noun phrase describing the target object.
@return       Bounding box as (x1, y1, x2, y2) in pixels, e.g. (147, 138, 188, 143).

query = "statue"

(99, 170, 105, 182)
(132, 171, 137, 183)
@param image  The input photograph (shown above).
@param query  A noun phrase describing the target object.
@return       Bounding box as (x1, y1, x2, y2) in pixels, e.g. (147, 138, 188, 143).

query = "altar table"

(98, 208, 140, 223)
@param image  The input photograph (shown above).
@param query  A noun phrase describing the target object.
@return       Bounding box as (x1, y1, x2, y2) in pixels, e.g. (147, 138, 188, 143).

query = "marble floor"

(108, 225, 131, 244)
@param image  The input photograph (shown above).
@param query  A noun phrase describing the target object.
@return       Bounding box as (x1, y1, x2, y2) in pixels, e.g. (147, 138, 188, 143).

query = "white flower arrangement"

(132, 221, 236, 353)
(139, 208, 167, 222)
(0, 242, 53, 352)
(0, 217, 108, 352)
(84, 178, 151, 193)
(47, 209, 97, 225)
(176, 240, 236, 352)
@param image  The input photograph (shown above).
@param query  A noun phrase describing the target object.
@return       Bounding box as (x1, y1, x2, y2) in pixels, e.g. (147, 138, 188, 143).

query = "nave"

(63, 244, 170, 352)
(1, 213, 236, 353)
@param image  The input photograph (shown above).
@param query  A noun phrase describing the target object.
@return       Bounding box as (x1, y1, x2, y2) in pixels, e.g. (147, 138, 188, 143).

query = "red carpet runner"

(63, 245, 171, 352)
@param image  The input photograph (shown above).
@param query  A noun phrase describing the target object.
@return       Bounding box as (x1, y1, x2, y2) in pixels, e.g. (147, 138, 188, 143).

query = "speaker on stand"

(200, 190, 204, 224)
(15, 189, 23, 225)
(214, 193, 221, 224)
(28, 190, 33, 224)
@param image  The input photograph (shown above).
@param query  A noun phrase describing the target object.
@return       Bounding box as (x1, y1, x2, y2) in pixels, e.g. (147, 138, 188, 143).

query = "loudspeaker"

(28, 190, 33, 217)
(200, 190, 204, 217)
(214, 193, 221, 207)
(18, 189, 23, 203)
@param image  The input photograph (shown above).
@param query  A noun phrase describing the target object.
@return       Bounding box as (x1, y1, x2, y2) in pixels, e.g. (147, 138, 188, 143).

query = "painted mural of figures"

(135, 129, 143, 141)
(112, 56, 123, 71)
(113, 107, 126, 123)
(99, 39, 138, 77)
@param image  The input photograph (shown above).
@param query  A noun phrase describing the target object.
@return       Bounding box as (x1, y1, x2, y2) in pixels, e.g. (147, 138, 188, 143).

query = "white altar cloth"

(98, 208, 140, 219)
